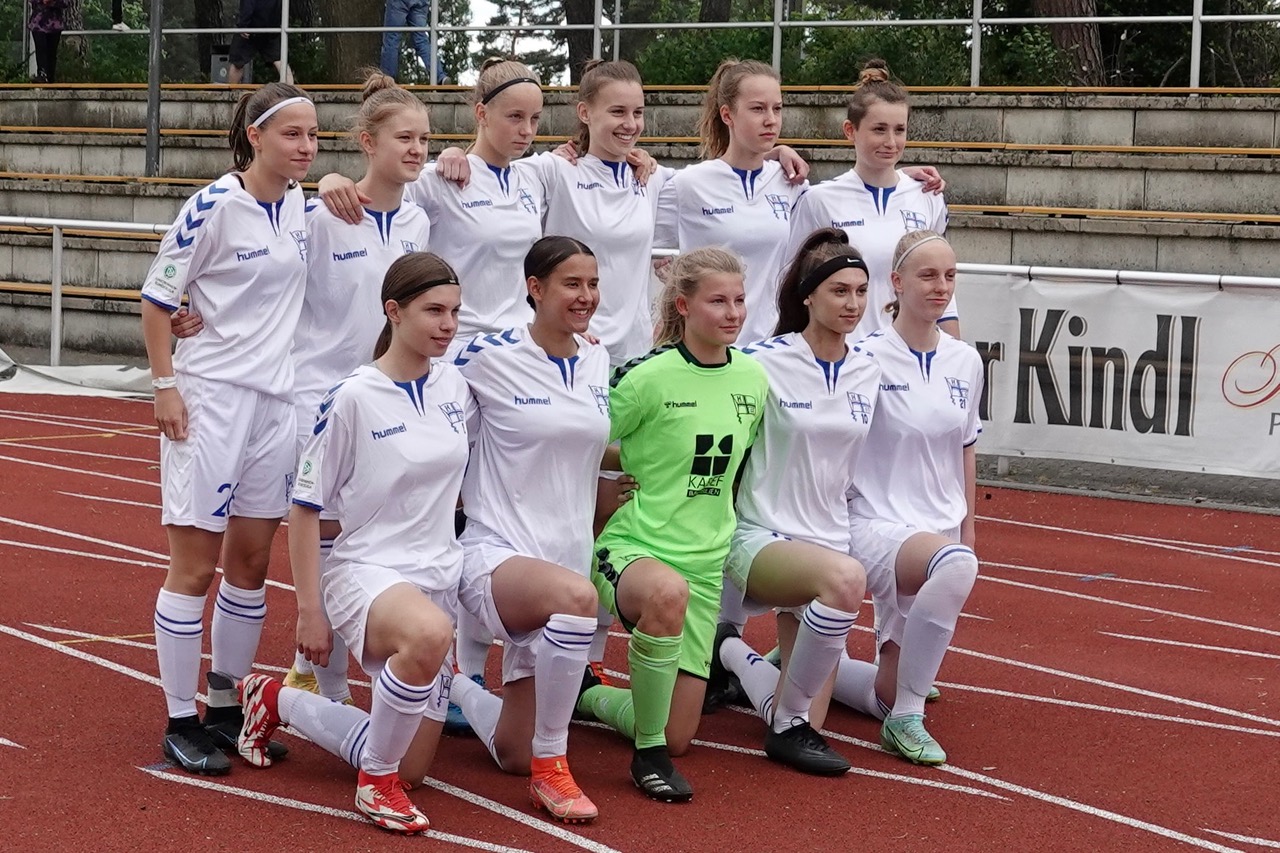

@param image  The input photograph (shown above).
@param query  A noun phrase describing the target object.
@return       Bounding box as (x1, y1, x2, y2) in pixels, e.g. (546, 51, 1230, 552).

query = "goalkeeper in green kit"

(577, 247, 769, 802)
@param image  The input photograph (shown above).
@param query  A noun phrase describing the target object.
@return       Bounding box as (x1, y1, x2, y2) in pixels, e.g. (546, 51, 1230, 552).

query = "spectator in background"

(380, 0, 448, 84)
(112, 0, 129, 30)
(28, 0, 69, 84)
(228, 0, 295, 84)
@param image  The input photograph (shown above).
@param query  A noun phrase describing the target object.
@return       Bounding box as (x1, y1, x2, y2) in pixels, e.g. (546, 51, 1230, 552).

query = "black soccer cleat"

(703, 622, 746, 714)
(764, 719, 851, 777)
(163, 715, 232, 776)
(630, 746, 693, 803)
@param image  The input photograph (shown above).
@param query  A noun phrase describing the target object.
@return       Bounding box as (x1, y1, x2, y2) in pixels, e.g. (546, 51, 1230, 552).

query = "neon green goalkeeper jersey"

(601, 342, 769, 574)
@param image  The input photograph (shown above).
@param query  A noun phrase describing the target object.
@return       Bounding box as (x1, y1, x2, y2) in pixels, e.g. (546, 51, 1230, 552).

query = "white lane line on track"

(57, 490, 162, 510)
(0, 410, 156, 441)
(1, 441, 155, 465)
(2, 621, 603, 853)
(817, 729, 1245, 853)
(982, 560, 1206, 592)
(0, 538, 168, 570)
(1121, 532, 1280, 559)
(0, 451, 158, 486)
(932, 681, 1280, 739)
(1098, 632, 1280, 662)
(0, 737, 24, 749)
(24, 624, 374, 690)
(138, 766, 534, 853)
(978, 575, 1280, 639)
(418, 779, 623, 853)
(0, 516, 297, 592)
(1202, 829, 1280, 849)
(977, 515, 1280, 570)
(0, 407, 152, 430)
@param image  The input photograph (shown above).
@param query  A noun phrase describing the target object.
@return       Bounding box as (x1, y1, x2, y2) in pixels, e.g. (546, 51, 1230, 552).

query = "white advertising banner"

(958, 272, 1280, 479)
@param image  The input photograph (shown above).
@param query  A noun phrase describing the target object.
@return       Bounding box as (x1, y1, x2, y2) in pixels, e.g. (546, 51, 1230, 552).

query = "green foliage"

(472, 0, 569, 82)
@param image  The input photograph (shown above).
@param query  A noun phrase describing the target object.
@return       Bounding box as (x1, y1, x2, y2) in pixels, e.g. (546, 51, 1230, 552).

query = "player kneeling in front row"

(710, 228, 880, 776)
(831, 231, 982, 766)
(447, 237, 613, 823)
(235, 253, 470, 834)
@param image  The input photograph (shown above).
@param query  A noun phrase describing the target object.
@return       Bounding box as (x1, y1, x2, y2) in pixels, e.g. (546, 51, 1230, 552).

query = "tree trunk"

(317, 0, 383, 83)
(1033, 0, 1106, 85)
(698, 0, 731, 23)
(562, 0, 595, 82)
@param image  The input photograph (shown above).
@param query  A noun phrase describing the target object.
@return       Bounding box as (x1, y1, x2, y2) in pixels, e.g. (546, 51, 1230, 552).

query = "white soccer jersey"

(141, 173, 308, 399)
(405, 155, 544, 339)
(525, 153, 674, 365)
(455, 327, 611, 575)
(736, 332, 882, 553)
(786, 169, 954, 336)
(654, 159, 805, 345)
(292, 362, 473, 593)
(292, 202, 431, 425)
(847, 326, 983, 533)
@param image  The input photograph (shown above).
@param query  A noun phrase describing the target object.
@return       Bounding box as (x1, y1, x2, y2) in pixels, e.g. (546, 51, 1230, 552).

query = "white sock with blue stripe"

(772, 600, 857, 732)
(362, 663, 434, 776)
(892, 544, 978, 718)
(209, 580, 267, 706)
(276, 685, 368, 767)
(833, 654, 887, 721)
(455, 607, 494, 679)
(450, 673, 503, 766)
(154, 588, 206, 719)
(720, 636, 780, 724)
(532, 613, 596, 759)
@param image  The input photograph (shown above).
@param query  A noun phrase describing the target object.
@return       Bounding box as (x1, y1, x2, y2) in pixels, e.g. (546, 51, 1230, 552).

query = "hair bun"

(480, 56, 513, 72)
(581, 58, 606, 75)
(859, 58, 891, 85)
(360, 69, 398, 102)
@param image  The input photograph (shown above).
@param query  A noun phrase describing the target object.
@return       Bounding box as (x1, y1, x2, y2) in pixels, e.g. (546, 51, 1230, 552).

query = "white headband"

(250, 96, 312, 129)
(891, 234, 947, 272)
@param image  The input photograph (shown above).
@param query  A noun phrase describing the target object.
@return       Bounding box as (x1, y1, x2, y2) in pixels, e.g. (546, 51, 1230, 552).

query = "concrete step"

(5, 89, 1280, 149)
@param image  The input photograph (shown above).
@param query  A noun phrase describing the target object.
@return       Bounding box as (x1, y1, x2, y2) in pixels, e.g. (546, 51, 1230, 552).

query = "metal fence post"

(771, 0, 783, 72)
(143, 0, 164, 177)
(612, 0, 621, 60)
(592, 0, 603, 58)
(1189, 0, 1204, 88)
(430, 0, 440, 84)
(50, 226, 63, 367)
(970, 0, 982, 87)
(280, 0, 291, 80)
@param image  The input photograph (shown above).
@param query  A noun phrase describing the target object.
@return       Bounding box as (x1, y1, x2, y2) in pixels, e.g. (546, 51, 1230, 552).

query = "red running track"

(0, 393, 1277, 852)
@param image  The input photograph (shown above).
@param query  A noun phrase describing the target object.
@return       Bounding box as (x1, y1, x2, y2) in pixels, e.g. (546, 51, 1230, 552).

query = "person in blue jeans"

(380, 0, 447, 83)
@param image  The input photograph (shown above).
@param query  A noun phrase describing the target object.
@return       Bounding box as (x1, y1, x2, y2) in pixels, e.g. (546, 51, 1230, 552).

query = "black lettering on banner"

(1270, 413, 1280, 436)
(974, 341, 1003, 422)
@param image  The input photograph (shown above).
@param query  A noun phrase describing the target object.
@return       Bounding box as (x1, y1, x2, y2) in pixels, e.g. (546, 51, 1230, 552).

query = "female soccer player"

(140, 83, 316, 775)
(448, 236, 609, 823)
(830, 230, 982, 766)
(786, 59, 957, 338)
(320, 58, 546, 349)
(236, 252, 468, 834)
(283, 71, 433, 700)
(710, 228, 880, 776)
(576, 247, 769, 802)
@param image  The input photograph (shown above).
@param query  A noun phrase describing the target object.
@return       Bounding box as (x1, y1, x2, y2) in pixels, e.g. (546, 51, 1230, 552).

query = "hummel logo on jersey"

(291, 229, 308, 261)
(946, 377, 971, 409)
(333, 248, 368, 262)
(664, 400, 698, 409)
(688, 434, 732, 497)
(590, 385, 610, 415)
(401, 240, 419, 253)
(833, 219, 864, 228)
(881, 382, 910, 392)
(514, 395, 552, 406)
(702, 205, 734, 216)
(731, 394, 758, 423)
(901, 210, 928, 230)
(372, 422, 407, 440)
(848, 392, 873, 423)
(236, 247, 270, 262)
(518, 189, 538, 214)
(439, 401, 466, 433)
(462, 199, 493, 209)
(576, 181, 604, 191)
(779, 399, 812, 410)
(766, 194, 789, 221)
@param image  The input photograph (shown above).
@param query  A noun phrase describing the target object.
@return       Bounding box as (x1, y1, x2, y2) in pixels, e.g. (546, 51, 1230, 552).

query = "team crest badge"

(590, 385, 610, 416)
(401, 240, 419, 254)
(847, 392, 873, 424)
(439, 401, 466, 433)
(945, 377, 970, 409)
(901, 210, 927, 231)
(730, 393, 757, 423)
(766, 193, 789, 221)
(290, 229, 309, 261)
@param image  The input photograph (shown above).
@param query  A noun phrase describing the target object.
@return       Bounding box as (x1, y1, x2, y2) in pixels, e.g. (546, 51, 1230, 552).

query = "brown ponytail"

(574, 59, 643, 153)
(228, 81, 311, 172)
(373, 252, 460, 359)
(697, 58, 779, 160)
(774, 228, 863, 336)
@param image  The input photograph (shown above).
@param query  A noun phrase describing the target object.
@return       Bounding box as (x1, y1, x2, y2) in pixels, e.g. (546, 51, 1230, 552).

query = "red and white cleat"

(355, 770, 431, 834)
(236, 674, 283, 768)
(529, 756, 599, 824)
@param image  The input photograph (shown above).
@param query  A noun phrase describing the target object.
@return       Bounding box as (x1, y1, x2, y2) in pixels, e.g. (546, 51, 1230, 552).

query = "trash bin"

(210, 44, 251, 84)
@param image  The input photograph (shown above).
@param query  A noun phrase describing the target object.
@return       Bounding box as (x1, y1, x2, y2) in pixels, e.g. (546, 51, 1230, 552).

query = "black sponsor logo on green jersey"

(688, 434, 733, 497)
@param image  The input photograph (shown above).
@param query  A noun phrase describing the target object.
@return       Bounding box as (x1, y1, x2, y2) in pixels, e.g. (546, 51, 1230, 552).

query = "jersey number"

(690, 434, 733, 476)
(212, 482, 239, 518)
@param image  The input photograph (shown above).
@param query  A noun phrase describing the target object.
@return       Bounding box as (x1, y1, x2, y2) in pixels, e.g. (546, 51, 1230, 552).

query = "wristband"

(152, 376, 178, 390)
